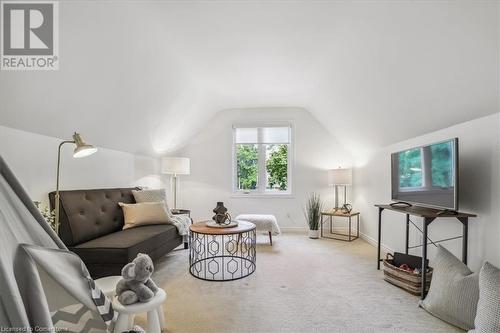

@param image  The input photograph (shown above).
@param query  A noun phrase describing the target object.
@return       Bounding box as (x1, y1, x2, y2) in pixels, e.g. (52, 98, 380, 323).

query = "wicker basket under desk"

(382, 253, 433, 296)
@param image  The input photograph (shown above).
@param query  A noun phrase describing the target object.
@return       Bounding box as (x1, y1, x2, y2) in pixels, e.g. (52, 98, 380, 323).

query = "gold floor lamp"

(55, 132, 97, 233)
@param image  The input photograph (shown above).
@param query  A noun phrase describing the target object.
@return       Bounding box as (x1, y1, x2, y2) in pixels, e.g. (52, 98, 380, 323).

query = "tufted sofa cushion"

(49, 188, 138, 246)
(73, 224, 179, 264)
(71, 224, 182, 278)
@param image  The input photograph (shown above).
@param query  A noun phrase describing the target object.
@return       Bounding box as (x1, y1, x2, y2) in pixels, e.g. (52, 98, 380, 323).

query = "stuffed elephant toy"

(115, 253, 159, 305)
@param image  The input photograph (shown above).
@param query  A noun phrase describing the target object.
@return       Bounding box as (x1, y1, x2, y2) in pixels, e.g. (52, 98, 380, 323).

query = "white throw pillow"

(469, 262, 500, 333)
(132, 189, 173, 218)
(118, 201, 171, 230)
(419, 245, 479, 331)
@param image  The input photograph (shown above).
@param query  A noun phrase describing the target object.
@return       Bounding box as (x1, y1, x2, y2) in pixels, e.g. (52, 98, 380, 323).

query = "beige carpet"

(135, 232, 461, 333)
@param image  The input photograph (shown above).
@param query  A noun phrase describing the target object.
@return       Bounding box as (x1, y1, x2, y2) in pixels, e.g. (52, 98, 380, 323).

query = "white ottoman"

(235, 214, 281, 245)
(112, 289, 166, 333)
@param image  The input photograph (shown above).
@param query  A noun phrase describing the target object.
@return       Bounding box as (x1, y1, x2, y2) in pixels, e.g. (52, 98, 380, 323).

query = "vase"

(212, 202, 231, 224)
(308, 229, 320, 239)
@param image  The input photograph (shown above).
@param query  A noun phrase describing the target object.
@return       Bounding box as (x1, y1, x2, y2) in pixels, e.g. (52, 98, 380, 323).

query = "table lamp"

(55, 132, 97, 233)
(161, 157, 190, 210)
(328, 168, 352, 212)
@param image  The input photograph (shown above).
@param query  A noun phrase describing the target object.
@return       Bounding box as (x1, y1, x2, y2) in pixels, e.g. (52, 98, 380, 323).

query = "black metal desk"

(375, 204, 476, 299)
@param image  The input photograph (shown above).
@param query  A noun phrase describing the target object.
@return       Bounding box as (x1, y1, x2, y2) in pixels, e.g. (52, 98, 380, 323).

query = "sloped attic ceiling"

(0, 1, 498, 157)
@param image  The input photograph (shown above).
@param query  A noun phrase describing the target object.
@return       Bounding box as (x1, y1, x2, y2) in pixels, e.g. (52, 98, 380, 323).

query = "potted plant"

(304, 193, 323, 239)
(34, 201, 56, 231)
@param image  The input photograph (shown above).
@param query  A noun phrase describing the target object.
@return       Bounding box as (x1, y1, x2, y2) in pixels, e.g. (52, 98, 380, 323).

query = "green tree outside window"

(236, 144, 258, 190)
(266, 144, 288, 190)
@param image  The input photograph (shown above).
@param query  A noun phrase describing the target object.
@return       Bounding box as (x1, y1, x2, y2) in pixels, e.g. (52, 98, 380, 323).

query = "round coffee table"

(189, 220, 256, 281)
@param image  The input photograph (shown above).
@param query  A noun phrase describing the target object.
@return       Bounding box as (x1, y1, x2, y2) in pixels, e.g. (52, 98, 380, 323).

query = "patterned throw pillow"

(469, 262, 500, 332)
(132, 189, 173, 217)
(419, 245, 479, 330)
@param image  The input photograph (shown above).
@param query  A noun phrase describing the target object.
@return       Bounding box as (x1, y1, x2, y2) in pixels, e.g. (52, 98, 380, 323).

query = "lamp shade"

(161, 157, 190, 175)
(328, 168, 352, 185)
(72, 133, 97, 158)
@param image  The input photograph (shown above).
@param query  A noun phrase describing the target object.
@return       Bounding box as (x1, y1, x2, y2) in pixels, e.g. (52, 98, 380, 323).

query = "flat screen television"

(391, 138, 458, 211)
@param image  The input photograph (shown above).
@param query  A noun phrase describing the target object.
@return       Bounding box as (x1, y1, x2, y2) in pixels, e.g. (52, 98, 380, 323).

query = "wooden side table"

(320, 211, 360, 242)
(189, 221, 257, 281)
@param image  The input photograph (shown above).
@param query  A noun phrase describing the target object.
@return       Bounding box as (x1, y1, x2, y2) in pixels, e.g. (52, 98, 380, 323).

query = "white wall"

(0, 2, 496, 157)
(173, 107, 352, 229)
(0, 125, 161, 206)
(354, 113, 500, 271)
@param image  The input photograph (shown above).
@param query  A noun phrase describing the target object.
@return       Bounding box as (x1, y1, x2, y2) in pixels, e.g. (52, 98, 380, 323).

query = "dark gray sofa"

(49, 187, 183, 278)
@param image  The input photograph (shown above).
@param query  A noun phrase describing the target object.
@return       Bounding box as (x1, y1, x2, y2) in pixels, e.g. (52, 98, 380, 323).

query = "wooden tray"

(205, 221, 239, 228)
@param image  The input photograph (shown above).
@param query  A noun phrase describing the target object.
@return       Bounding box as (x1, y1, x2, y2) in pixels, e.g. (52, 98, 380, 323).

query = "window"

(233, 125, 292, 195)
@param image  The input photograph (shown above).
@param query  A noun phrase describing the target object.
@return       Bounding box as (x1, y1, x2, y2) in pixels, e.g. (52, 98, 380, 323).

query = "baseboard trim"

(280, 227, 307, 233)
(282, 227, 360, 233)
(279, 227, 395, 255)
(359, 231, 393, 255)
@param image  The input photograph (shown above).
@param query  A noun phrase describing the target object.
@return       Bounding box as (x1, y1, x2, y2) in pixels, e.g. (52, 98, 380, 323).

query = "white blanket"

(169, 215, 191, 244)
(235, 214, 281, 235)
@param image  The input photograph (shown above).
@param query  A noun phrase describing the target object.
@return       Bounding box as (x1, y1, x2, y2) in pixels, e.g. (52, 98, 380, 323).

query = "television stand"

(375, 204, 476, 299)
(389, 201, 412, 208)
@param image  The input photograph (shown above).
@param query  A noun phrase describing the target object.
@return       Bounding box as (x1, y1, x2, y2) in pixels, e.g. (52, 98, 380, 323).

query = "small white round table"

(112, 289, 166, 333)
(95, 275, 121, 298)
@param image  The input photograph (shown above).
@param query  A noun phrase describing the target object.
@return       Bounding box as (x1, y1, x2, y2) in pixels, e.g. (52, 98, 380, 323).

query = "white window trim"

(232, 122, 294, 197)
